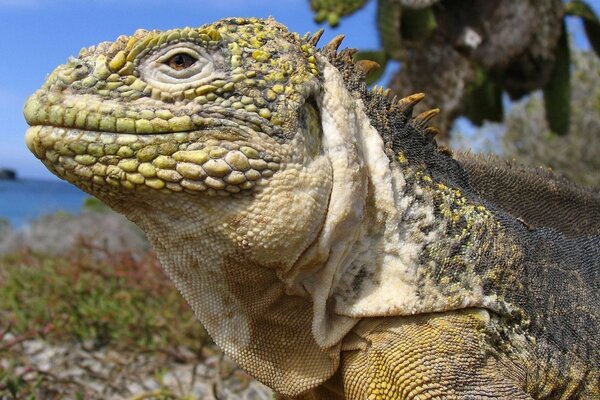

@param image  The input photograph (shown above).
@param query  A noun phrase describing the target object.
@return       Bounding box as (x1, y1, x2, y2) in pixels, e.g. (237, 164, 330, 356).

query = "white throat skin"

(288, 55, 451, 350)
(286, 55, 418, 349)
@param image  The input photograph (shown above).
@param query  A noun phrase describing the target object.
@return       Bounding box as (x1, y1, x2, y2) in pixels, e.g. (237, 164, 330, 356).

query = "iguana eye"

(165, 53, 197, 71)
(154, 47, 205, 77)
(139, 44, 222, 89)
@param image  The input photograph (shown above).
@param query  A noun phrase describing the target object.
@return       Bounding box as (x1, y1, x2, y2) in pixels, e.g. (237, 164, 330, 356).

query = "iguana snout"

(24, 18, 323, 200)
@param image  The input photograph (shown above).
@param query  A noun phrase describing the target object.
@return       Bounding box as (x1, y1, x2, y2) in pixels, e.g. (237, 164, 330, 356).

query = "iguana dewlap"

(24, 17, 599, 399)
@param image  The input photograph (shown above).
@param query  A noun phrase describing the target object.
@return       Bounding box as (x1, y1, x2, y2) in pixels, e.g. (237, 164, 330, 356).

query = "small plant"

(0, 218, 10, 234)
(0, 243, 215, 398)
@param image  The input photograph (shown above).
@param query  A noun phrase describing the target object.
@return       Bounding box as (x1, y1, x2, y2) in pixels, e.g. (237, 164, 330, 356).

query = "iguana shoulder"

(326, 44, 600, 398)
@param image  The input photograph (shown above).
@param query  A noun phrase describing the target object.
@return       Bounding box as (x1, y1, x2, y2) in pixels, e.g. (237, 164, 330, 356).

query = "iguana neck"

(298, 54, 520, 324)
(124, 191, 341, 396)
(281, 53, 520, 352)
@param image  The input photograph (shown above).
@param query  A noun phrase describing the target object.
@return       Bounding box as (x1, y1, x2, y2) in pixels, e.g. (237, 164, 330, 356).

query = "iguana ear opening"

(299, 96, 324, 158)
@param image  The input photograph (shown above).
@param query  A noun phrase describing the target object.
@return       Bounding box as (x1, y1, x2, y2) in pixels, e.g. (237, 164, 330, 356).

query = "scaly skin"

(25, 18, 599, 399)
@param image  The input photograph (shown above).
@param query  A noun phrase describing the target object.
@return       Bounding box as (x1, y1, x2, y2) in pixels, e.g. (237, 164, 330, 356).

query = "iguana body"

(24, 18, 599, 399)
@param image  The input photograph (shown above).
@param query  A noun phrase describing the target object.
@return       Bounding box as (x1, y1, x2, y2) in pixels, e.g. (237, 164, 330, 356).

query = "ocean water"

(0, 179, 88, 227)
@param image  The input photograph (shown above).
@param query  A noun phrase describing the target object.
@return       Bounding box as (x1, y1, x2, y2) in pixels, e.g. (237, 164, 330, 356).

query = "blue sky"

(0, 0, 596, 179)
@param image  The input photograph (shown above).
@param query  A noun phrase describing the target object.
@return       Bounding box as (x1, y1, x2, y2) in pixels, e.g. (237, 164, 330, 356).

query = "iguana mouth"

(23, 81, 285, 196)
(23, 93, 276, 136)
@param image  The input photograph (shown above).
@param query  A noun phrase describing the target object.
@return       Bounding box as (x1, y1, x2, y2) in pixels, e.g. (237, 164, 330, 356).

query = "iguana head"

(25, 17, 332, 265)
(25, 17, 322, 195)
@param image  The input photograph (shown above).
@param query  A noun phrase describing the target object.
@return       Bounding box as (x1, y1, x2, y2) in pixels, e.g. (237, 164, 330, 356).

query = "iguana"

(23, 17, 599, 399)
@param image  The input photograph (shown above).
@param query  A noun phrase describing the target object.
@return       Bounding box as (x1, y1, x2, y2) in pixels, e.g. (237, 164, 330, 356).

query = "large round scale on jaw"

(26, 125, 281, 196)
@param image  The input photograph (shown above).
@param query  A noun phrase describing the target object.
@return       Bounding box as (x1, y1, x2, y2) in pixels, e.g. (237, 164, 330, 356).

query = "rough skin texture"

(24, 17, 599, 399)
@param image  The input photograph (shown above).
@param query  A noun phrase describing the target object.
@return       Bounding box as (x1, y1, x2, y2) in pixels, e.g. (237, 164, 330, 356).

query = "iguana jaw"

(25, 123, 283, 199)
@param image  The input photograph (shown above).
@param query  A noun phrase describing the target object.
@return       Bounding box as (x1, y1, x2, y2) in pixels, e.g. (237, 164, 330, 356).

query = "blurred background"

(0, 1, 599, 398)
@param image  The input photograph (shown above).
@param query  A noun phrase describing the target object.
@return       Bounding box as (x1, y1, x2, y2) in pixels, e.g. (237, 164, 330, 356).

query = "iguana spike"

(340, 48, 358, 62)
(355, 59, 381, 75)
(383, 88, 392, 98)
(424, 126, 441, 143)
(309, 29, 325, 46)
(437, 144, 453, 156)
(396, 92, 426, 116)
(413, 108, 440, 127)
(323, 34, 345, 54)
(424, 126, 441, 137)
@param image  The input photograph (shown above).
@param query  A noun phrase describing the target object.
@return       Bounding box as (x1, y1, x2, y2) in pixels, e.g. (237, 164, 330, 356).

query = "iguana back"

(457, 152, 600, 236)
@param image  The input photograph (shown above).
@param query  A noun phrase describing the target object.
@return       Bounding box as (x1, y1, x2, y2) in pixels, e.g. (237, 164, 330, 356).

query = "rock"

(0, 211, 150, 255)
(1, 335, 272, 400)
(0, 168, 16, 180)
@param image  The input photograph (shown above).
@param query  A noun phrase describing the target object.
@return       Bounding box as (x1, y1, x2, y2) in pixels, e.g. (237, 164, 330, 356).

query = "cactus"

(308, 0, 600, 136)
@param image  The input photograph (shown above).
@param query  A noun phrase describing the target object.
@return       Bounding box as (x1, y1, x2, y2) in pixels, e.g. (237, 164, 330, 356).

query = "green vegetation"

(310, 0, 368, 27)
(0, 248, 208, 351)
(0, 245, 211, 399)
(81, 197, 112, 213)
